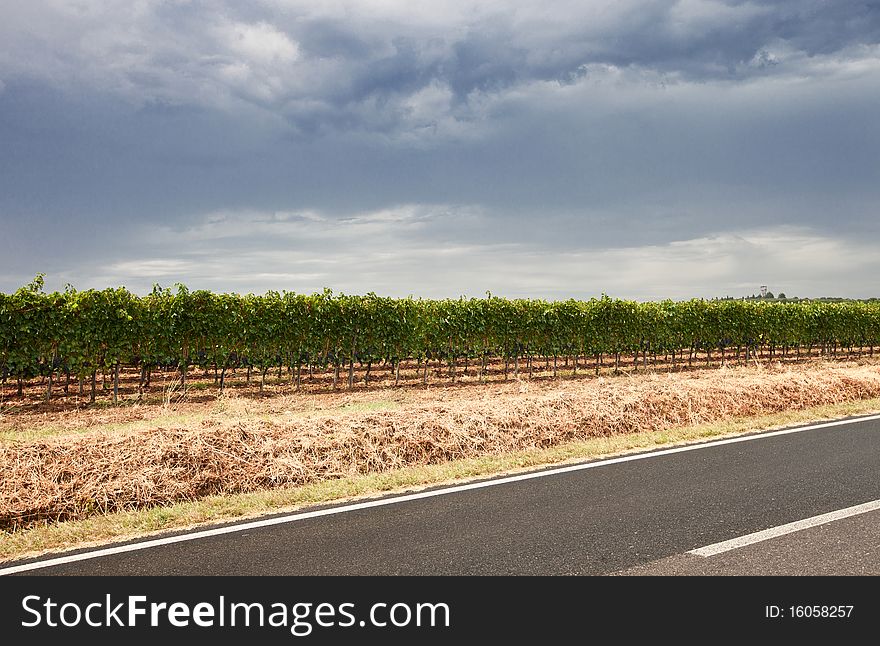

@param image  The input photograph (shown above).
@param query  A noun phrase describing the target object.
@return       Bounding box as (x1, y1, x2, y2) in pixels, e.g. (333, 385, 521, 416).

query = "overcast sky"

(1, 1, 878, 300)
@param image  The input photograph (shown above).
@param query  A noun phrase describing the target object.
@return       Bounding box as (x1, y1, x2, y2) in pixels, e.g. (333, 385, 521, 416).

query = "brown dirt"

(1, 345, 869, 416)
(2, 360, 880, 531)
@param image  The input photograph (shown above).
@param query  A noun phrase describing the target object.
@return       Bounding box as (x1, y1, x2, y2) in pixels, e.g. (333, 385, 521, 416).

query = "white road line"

(689, 498, 880, 557)
(1, 413, 879, 576)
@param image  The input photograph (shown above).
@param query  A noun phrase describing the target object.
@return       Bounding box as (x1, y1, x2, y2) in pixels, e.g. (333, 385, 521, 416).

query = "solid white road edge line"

(689, 498, 880, 557)
(2, 413, 879, 576)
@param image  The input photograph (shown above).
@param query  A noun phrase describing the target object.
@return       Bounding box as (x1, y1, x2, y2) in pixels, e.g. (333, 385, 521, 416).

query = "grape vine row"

(2, 276, 878, 401)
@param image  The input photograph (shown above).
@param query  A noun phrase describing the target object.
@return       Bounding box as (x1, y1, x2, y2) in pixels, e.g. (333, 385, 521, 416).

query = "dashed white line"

(689, 498, 880, 557)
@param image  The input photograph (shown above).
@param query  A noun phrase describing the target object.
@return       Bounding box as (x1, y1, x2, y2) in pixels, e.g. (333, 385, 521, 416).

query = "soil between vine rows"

(1, 344, 872, 415)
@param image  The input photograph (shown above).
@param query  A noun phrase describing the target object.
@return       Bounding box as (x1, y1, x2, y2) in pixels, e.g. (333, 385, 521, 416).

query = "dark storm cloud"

(1, 1, 879, 298)
(4, 1, 879, 129)
(277, 0, 880, 106)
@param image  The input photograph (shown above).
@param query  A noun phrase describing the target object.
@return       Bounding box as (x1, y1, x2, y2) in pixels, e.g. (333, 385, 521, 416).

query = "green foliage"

(2, 277, 879, 388)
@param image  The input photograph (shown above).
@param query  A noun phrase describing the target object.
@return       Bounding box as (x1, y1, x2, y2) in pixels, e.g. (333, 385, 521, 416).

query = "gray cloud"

(4, 205, 875, 301)
(3, 1, 879, 134)
(0, 1, 878, 298)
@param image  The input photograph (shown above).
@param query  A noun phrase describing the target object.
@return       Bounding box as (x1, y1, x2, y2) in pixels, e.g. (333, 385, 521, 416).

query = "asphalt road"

(5, 415, 880, 576)
(615, 509, 880, 575)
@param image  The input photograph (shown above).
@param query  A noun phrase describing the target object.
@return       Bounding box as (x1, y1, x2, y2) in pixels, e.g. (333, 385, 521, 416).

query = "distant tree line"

(718, 293, 879, 303)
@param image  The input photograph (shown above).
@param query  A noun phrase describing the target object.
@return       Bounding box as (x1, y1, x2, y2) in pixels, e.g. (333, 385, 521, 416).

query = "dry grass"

(2, 360, 880, 532)
(3, 395, 880, 563)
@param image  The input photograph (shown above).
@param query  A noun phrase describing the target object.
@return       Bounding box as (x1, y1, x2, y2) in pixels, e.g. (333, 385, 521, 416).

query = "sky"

(1, 0, 878, 301)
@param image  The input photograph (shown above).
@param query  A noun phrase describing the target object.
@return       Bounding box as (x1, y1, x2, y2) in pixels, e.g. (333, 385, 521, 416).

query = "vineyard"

(2, 275, 880, 405)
